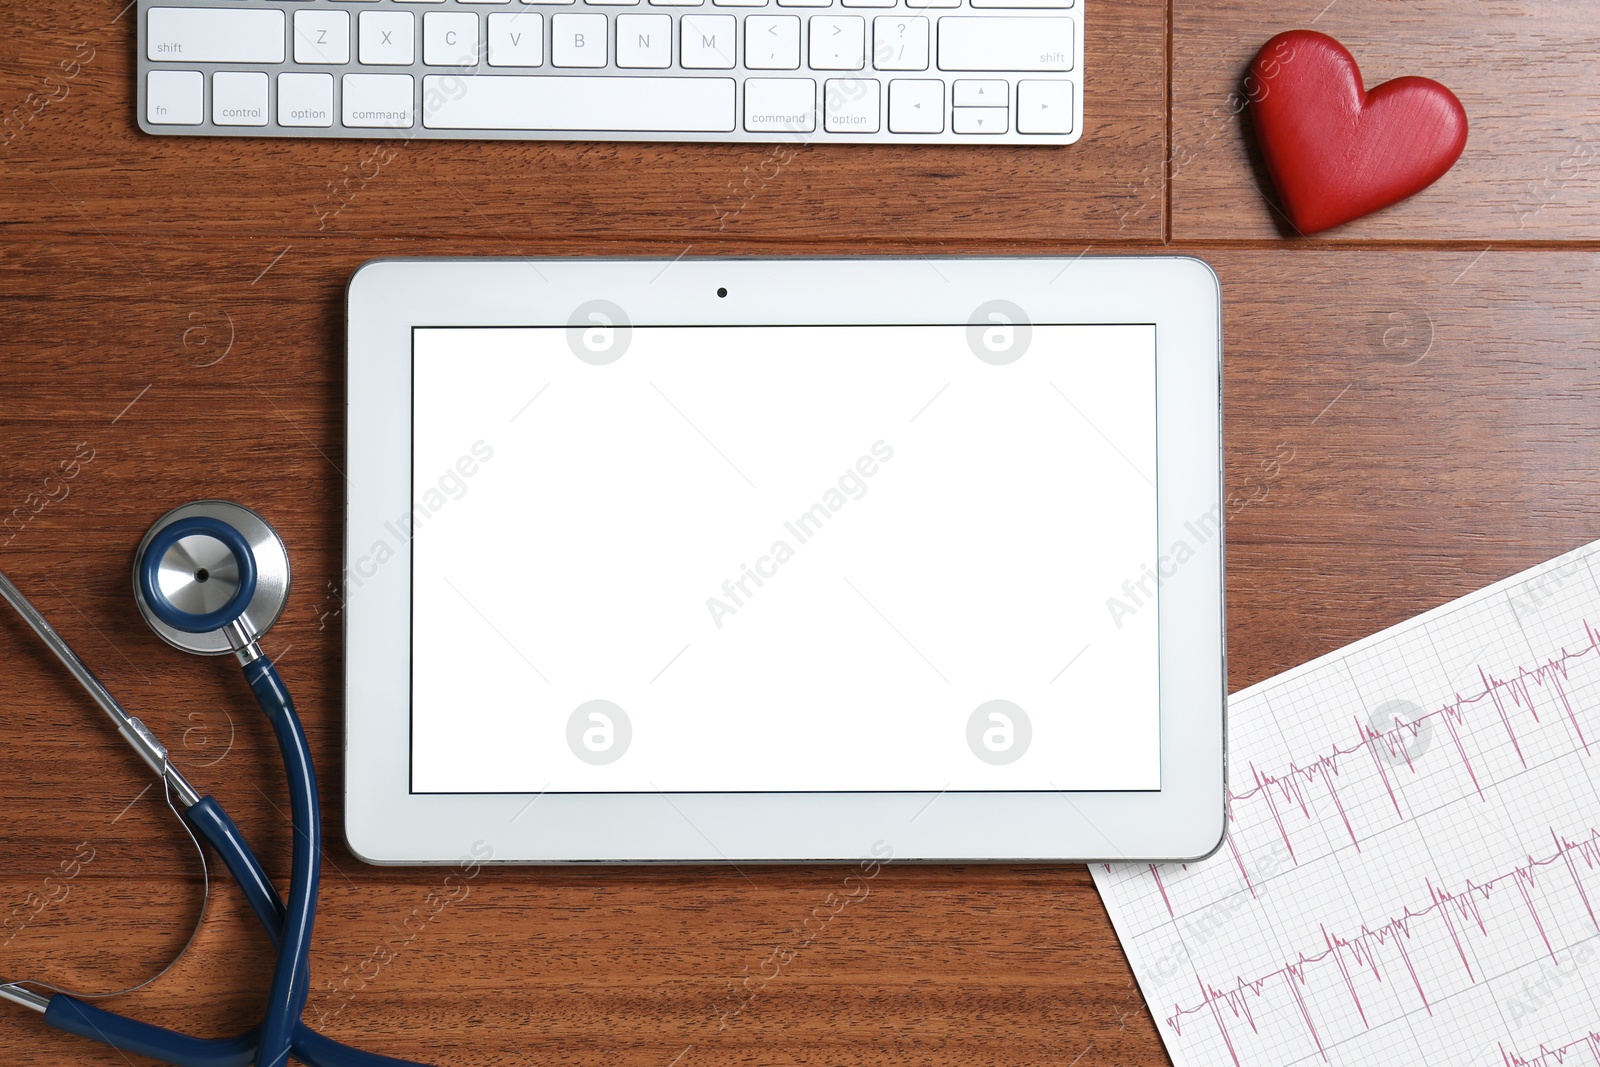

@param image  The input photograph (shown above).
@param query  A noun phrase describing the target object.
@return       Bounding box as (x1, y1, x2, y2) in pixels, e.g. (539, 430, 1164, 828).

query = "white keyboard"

(137, 0, 1081, 144)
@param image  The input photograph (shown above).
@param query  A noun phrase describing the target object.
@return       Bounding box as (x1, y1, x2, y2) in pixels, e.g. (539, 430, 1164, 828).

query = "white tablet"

(344, 257, 1224, 864)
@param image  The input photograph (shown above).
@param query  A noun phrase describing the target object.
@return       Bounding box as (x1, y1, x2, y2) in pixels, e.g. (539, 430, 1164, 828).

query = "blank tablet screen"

(403, 323, 1159, 793)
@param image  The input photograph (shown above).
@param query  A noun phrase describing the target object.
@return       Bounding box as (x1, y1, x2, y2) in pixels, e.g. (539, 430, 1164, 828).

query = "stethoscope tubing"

(184, 796, 286, 948)
(244, 656, 319, 1067)
(47, 994, 427, 1067)
(0, 510, 444, 1067)
(39, 655, 434, 1067)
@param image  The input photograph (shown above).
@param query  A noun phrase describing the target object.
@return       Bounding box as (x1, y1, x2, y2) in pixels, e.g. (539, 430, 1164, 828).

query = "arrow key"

(952, 79, 1007, 107)
(953, 105, 1008, 133)
(1017, 78, 1072, 134)
(888, 78, 942, 133)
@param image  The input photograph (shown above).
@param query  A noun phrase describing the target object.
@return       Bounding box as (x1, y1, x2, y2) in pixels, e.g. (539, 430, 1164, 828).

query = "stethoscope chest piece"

(133, 500, 290, 655)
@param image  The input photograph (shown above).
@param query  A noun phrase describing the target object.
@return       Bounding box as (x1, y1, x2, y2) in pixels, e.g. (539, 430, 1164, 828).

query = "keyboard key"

(952, 105, 1006, 133)
(212, 71, 269, 125)
(147, 8, 285, 63)
(278, 72, 334, 127)
(616, 14, 671, 67)
(146, 70, 203, 125)
(422, 74, 735, 130)
(295, 10, 351, 64)
(744, 77, 814, 132)
(139, 0, 1082, 142)
(1016, 78, 1071, 133)
(681, 15, 737, 67)
(823, 77, 878, 132)
(487, 12, 543, 65)
(872, 15, 926, 70)
(809, 16, 863, 70)
(551, 13, 607, 66)
(952, 78, 1005, 106)
(424, 12, 480, 65)
(359, 11, 415, 64)
(937, 16, 1072, 71)
(888, 77, 941, 132)
(343, 73, 415, 127)
(745, 15, 800, 69)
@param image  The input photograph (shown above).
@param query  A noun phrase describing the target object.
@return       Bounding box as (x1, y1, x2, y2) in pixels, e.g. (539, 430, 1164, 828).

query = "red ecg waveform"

(1501, 1029, 1600, 1067)
(1239, 621, 1597, 860)
(1148, 621, 1600, 918)
(1169, 826, 1600, 1066)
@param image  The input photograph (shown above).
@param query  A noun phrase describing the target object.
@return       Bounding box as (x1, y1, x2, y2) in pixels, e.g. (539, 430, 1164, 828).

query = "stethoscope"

(0, 501, 435, 1067)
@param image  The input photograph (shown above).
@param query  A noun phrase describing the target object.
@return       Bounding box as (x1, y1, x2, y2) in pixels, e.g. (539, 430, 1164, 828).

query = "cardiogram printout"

(1093, 539, 1600, 1067)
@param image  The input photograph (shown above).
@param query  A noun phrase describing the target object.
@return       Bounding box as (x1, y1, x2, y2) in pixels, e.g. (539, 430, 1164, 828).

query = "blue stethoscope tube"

(242, 655, 319, 1067)
(140, 512, 316, 1067)
(0, 509, 441, 1067)
(43, 665, 422, 1067)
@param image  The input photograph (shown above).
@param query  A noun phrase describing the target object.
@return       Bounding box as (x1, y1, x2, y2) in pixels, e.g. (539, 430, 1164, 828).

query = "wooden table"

(2, 1, 1597, 1064)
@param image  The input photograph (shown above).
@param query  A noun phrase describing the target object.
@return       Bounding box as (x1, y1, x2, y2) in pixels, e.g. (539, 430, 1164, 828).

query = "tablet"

(344, 256, 1224, 864)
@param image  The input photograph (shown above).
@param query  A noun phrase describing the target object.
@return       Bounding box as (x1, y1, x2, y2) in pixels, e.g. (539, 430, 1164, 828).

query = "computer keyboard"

(136, 0, 1081, 144)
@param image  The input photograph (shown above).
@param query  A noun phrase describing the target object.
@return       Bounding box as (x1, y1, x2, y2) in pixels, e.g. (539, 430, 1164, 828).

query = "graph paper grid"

(1093, 539, 1600, 1067)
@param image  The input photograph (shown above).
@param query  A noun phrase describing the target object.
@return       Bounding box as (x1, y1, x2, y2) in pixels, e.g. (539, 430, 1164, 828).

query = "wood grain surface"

(1170, 0, 1600, 241)
(3, 2, 1599, 1067)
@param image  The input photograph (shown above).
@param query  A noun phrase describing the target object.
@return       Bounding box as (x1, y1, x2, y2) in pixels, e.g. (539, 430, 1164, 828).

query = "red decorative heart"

(1248, 30, 1467, 235)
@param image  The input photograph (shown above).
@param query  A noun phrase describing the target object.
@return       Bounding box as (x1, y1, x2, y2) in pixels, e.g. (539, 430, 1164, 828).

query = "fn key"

(1017, 80, 1072, 134)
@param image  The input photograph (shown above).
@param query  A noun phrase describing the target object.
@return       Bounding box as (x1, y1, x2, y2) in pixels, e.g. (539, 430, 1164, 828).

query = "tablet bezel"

(345, 256, 1224, 864)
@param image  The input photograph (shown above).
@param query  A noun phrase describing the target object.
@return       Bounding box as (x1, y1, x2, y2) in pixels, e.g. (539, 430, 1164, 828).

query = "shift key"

(147, 8, 286, 64)
(936, 16, 1072, 72)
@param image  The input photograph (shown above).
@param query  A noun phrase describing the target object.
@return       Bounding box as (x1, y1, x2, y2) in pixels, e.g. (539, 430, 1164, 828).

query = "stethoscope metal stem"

(224, 617, 265, 665)
(0, 983, 49, 1014)
(0, 569, 201, 810)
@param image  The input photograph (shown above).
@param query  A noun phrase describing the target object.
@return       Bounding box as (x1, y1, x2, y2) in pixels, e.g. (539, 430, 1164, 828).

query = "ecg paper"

(1093, 539, 1600, 1067)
